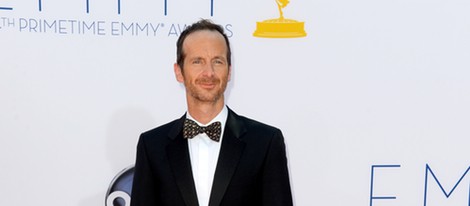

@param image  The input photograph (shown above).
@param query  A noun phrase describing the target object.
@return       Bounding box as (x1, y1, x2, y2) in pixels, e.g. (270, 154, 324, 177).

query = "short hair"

(176, 19, 232, 69)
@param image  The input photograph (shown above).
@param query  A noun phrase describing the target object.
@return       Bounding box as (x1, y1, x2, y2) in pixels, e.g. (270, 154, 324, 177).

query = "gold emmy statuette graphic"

(253, 0, 307, 38)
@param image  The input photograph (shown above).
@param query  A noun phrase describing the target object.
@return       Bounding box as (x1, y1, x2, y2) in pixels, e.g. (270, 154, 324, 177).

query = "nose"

(201, 63, 215, 77)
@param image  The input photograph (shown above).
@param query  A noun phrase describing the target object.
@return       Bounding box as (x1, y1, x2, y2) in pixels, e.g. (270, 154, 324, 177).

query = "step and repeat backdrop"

(1, 0, 469, 205)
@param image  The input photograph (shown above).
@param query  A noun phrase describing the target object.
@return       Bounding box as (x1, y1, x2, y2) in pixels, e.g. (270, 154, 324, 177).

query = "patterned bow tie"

(183, 119, 222, 142)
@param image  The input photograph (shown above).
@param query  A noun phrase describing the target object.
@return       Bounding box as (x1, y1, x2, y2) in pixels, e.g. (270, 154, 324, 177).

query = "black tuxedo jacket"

(130, 108, 293, 206)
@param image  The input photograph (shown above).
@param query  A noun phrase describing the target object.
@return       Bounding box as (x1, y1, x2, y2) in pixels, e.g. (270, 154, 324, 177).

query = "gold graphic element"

(253, 0, 307, 38)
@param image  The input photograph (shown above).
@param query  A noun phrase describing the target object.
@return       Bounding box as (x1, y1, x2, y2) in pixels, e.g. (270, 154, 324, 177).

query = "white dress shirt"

(186, 106, 228, 206)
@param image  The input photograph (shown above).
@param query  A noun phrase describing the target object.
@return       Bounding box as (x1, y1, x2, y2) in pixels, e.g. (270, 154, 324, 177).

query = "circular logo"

(105, 165, 135, 206)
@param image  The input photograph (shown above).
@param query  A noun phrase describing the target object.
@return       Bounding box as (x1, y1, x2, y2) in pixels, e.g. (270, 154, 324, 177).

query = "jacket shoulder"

(232, 112, 283, 139)
(140, 117, 183, 140)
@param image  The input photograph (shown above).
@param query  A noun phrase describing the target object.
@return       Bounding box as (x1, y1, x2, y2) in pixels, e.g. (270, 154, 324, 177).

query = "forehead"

(183, 30, 227, 57)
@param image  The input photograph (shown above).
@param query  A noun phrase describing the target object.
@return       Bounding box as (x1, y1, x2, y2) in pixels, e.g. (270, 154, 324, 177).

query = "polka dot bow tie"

(183, 119, 222, 142)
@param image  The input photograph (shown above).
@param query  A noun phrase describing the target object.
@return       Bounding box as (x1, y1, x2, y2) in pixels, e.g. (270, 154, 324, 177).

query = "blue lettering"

(150, 23, 162, 36)
(168, 23, 188, 37)
(1, 17, 15, 28)
(58, 20, 67, 34)
(224, 24, 233, 37)
(121, 22, 134, 35)
(210, 0, 213, 16)
(68, 20, 77, 34)
(168, 24, 178, 36)
(29, 18, 39, 32)
(370, 165, 401, 206)
(118, 0, 121, 14)
(44, 19, 57, 33)
(424, 164, 470, 206)
(111, 22, 120, 36)
(135, 23, 148, 36)
(97, 21, 105, 35)
(19, 18, 27, 31)
(11, 0, 218, 16)
(82, 21, 96, 34)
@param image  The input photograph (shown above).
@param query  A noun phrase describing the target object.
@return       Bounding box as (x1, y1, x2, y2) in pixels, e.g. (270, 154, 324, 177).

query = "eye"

(213, 59, 225, 65)
(192, 59, 202, 64)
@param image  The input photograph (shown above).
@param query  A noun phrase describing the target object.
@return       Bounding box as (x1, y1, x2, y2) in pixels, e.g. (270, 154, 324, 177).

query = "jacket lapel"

(209, 109, 247, 206)
(166, 115, 199, 206)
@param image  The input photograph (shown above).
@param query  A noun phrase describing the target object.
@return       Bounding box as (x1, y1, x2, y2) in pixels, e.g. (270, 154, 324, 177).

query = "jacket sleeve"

(261, 129, 294, 206)
(130, 134, 158, 206)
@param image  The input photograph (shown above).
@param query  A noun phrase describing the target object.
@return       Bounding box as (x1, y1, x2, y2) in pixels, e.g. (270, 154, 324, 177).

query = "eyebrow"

(212, 56, 227, 61)
(188, 56, 226, 61)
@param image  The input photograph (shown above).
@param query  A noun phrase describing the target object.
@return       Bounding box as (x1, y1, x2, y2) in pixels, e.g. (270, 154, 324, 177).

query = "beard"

(185, 76, 228, 103)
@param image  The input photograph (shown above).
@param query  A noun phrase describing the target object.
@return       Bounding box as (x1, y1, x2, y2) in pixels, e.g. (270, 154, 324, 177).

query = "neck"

(187, 97, 225, 125)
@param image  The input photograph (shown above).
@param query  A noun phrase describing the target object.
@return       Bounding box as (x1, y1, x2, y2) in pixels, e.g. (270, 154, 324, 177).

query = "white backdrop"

(1, 0, 470, 205)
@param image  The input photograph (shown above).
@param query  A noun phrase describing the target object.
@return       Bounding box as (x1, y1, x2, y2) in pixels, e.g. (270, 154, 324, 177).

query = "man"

(131, 19, 293, 206)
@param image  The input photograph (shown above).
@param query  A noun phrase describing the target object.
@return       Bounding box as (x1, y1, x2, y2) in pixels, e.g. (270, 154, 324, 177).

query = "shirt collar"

(186, 106, 228, 128)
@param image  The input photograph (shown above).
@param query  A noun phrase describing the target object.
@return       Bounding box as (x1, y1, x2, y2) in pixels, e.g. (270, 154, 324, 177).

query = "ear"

(174, 63, 184, 83)
(228, 65, 232, 81)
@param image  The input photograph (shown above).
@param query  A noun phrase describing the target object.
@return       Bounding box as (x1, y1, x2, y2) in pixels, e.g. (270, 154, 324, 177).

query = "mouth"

(196, 78, 219, 89)
(198, 82, 216, 89)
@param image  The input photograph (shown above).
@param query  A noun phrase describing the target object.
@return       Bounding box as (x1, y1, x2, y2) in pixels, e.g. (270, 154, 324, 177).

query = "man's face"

(174, 30, 231, 104)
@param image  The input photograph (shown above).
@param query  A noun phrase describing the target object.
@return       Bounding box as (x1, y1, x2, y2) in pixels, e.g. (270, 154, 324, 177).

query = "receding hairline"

(176, 19, 232, 69)
(180, 30, 230, 63)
